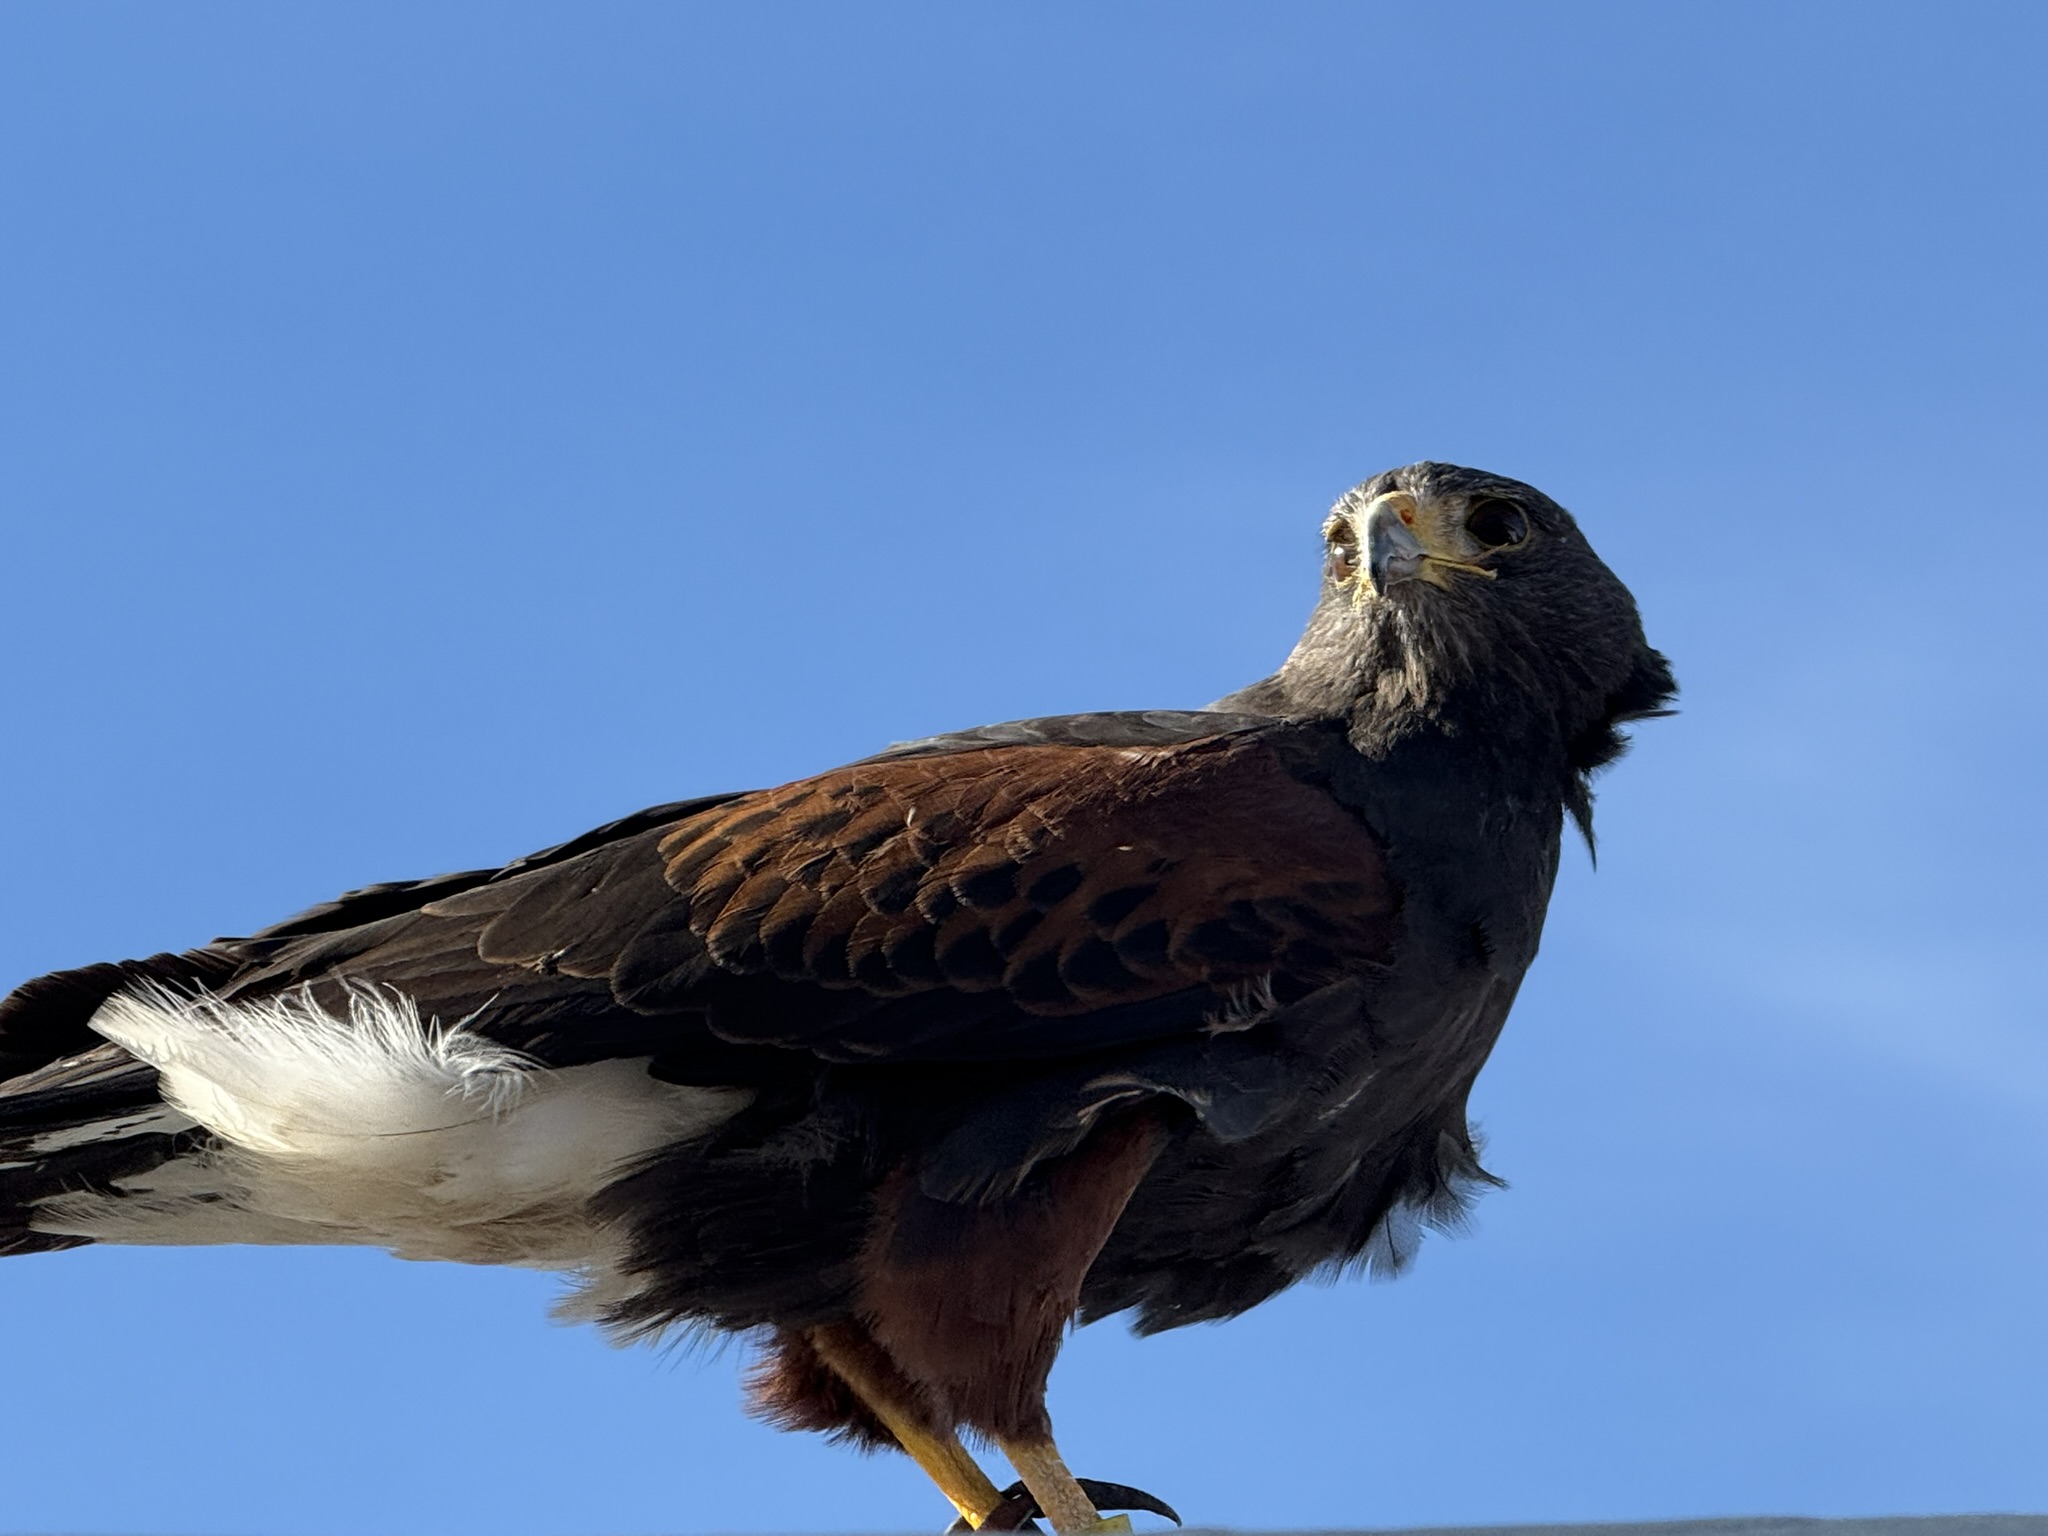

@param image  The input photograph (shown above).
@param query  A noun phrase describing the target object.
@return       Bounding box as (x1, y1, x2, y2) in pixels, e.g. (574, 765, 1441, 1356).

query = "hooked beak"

(1362, 497, 1430, 596)
(1352, 491, 1498, 599)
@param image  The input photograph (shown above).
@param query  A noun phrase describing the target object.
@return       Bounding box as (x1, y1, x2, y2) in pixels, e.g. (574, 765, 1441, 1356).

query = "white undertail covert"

(33, 981, 747, 1286)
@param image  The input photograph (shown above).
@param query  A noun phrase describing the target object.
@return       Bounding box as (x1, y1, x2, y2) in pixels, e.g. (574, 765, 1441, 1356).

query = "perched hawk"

(0, 464, 1672, 1533)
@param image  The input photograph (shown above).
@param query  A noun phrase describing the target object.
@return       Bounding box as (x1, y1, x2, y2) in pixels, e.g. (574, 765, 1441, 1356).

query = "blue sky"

(1, 4, 2043, 1533)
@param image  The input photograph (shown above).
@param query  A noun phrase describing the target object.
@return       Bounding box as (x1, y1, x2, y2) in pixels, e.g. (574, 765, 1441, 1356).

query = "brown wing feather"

(218, 727, 1397, 1066)
(652, 734, 1396, 1020)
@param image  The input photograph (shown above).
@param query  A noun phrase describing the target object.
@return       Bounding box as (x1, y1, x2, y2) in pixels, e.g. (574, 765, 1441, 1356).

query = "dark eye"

(1465, 498, 1528, 549)
(1327, 537, 1359, 581)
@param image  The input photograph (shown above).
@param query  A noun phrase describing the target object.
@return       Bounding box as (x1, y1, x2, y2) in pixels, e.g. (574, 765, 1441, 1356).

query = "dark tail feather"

(0, 950, 240, 1083)
(1, 953, 230, 1255)
(1, 1045, 198, 1255)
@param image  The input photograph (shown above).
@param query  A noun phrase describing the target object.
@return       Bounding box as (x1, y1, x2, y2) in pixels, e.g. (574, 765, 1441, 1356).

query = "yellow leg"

(999, 1436, 1133, 1536)
(808, 1324, 1007, 1528)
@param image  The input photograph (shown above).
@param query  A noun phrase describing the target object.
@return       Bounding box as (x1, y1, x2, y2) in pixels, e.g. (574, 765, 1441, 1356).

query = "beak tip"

(1363, 498, 1429, 592)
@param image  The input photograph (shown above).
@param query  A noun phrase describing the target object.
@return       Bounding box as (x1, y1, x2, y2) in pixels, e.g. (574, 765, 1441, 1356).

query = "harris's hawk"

(0, 463, 1673, 1533)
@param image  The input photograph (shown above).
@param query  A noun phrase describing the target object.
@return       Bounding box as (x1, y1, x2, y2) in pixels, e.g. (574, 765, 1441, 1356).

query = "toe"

(1074, 1480, 1181, 1526)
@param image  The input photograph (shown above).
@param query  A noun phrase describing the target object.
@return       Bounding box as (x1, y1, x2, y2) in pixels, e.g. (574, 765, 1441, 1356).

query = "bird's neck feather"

(1264, 596, 1578, 812)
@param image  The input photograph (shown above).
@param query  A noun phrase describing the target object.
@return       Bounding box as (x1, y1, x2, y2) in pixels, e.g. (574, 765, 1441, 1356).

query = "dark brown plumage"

(0, 462, 1672, 1532)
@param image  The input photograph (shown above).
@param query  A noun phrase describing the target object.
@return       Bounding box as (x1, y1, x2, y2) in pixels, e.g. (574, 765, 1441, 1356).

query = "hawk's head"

(1277, 462, 1675, 841)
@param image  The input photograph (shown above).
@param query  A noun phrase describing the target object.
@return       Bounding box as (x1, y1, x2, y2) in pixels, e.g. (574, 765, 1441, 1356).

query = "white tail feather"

(47, 980, 750, 1275)
(91, 980, 533, 1160)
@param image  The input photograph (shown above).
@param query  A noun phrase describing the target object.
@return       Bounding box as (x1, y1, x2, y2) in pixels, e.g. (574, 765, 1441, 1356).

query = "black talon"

(1073, 1479, 1182, 1525)
(949, 1486, 1038, 1533)
(944, 1479, 1182, 1533)
(944, 1487, 1035, 1533)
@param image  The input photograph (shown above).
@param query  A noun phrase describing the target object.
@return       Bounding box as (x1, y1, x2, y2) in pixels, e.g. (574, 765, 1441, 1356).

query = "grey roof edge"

(811, 1519, 2048, 1536)
(1172, 1521, 2048, 1536)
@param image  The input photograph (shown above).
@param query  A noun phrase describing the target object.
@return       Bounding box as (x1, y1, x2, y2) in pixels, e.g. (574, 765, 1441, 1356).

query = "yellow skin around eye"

(1326, 492, 1502, 604)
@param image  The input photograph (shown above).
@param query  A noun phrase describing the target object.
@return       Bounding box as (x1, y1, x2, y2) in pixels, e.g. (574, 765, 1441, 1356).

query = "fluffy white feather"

(91, 980, 533, 1159)
(37, 980, 749, 1280)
